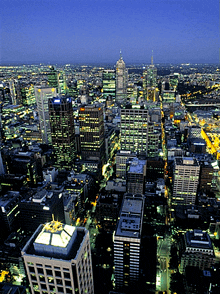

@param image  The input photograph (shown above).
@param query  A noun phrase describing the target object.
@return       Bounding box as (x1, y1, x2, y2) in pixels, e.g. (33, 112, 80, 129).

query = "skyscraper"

(48, 97, 76, 170)
(120, 106, 148, 156)
(48, 66, 59, 92)
(116, 51, 127, 103)
(143, 52, 157, 101)
(172, 157, 200, 205)
(22, 219, 94, 294)
(78, 104, 105, 164)
(35, 86, 57, 144)
(113, 193, 144, 289)
(102, 69, 116, 99)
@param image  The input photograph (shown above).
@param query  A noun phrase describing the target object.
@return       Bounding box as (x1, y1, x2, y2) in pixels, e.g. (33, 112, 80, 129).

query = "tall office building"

(22, 219, 94, 294)
(172, 157, 200, 205)
(48, 66, 59, 92)
(113, 193, 144, 289)
(179, 230, 215, 274)
(116, 150, 136, 179)
(126, 158, 146, 194)
(48, 97, 76, 170)
(143, 52, 157, 101)
(102, 69, 116, 99)
(78, 104, 105, 164)
(35, 86, 57, 144)
(116, 52, 127, 103)
(120, 106, 149, 156)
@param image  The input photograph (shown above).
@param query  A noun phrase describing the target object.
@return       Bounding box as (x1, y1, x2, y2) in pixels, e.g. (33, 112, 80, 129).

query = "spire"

(151, 50, 154, 65)
(120, 49, 122, 59)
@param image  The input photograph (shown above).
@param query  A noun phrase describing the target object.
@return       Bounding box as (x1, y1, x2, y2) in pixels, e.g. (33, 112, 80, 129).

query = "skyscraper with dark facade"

(78, 104, 105, 164)
(116, 52, 127, 103)
(143, 53, 157, 101)
(48, 97, 76, 170)
(102, 69, 116, 99)
(48, 66, 59, 92)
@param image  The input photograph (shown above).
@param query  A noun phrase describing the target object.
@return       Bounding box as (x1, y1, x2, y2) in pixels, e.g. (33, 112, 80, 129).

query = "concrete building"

(120, 106, 148, 156)
(127, 158, 146, 195)
(180, 229, 215, 274)
(22, 220, 94, 294)
(116, 52, 127, 103)
(172, 157, 200, 205)
(116, 151, 136, 179)
(35, 86, 57, 144)
(114, 193, 144, 289)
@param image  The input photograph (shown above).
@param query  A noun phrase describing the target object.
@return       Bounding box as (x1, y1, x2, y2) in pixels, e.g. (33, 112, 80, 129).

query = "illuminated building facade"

(143, 53, 157, 101)
(78, 104, 105, 164)
(116, 52, 127, 103)
(114, 193, 144, 289)
(179, 230, 215, 274)
(120, 107, 148, 156)
(172, 157, 200, 205)
(35, 86, 57, 144)
(22, 220, 94, 294)
(48, 66, 59, 92)
(48, 97, 76, 170)
(116, 151, 136, 179)
(102, 69, 116, 99)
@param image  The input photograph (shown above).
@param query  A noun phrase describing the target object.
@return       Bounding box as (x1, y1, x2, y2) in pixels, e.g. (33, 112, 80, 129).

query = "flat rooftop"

(115, 195, 144, 239)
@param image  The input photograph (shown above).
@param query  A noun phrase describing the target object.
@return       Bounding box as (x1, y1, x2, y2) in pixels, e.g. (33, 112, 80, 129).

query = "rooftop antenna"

(151, 50, 154, 65)
(120, 49, 122, 59)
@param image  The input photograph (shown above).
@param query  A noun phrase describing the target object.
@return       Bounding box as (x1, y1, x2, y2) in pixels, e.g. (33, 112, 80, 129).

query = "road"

(156, 237, 171, 294)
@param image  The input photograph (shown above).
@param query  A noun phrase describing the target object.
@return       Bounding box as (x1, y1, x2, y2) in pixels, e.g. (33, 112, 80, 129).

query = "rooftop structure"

(114, 193, 144, 289)
(22, 220, 94, 294)
(180, 230, 215, 274)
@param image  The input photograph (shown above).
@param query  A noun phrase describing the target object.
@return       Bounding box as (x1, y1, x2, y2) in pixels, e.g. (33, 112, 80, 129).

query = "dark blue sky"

(1, 0, 219, 64)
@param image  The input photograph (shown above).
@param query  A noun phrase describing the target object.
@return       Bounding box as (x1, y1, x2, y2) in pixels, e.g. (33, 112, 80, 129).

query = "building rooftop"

(22, 221, 87, 260)
(175, 157, 199, 166)
(115, 194, 144, 239)
(127, 158, 146, 174)
(185, 229, 213, 250)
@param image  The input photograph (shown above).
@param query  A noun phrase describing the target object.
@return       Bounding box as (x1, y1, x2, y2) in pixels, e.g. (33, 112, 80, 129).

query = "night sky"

(1, 0, 219, 65)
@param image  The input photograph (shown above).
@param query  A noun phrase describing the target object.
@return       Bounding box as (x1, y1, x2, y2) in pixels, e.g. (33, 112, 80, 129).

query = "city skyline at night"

(1, 0, 219, 65)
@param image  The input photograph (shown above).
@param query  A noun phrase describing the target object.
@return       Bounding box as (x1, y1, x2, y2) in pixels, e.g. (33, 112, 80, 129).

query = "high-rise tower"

(48, 66, 59, 92)
(48, 97, 76, 170)
(114, 193, 144, 289)
(172, 157, 200, 205)
(22, 219, 94, 294)
(102, 69, 116, 99)
(35, 86, 57, 144)
(120, 106, 149, 156)
(143, 51, 157, 101)
(79, 104, 105, 164)
(116, 51, 127, 104)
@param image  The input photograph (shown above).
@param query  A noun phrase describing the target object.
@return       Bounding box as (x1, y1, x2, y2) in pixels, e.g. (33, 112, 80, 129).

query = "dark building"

(18, 188, 64, 233)
(146, 157, 164, 180)
(96, 193, 119, 231)
(126, 158, 146, 195)
(47, 66, 59, 91)
(78, 104, 105, 164)
(199, 161, 215, 193)
(0, 191, 21, 238)
(48, 97, 76, 170)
